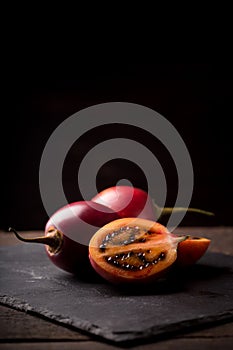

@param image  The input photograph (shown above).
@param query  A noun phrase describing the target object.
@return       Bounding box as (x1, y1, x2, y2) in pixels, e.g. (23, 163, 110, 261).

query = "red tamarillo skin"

(10, 201, 119, 277)
(44, 201, 119, 275)
(92, 186, 156, 220)
(89, 218, 187, 284)
(92, 186, 214, 221)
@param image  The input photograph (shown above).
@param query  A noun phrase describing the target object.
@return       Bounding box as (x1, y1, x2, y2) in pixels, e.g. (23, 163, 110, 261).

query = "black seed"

(160, 252, 166, 260)
(147, 250, 151, 253)
(152, 260, 158, 265)
(126, 264, 130, 269)
(145, 263, 150, 268)
(139, 238, 146, 243)
(138, 252, 145, 257)
(127, 252, 132, 258)
(99, 244, 106, 252)
(139, 265, 144, 270)
(138, 252, 146, 262)
(107, 257, 112, 262)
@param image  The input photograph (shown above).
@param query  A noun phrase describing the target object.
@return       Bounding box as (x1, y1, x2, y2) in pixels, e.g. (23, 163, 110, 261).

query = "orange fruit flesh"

(89, 218, 186, 283)
(176, 236, 211, 266)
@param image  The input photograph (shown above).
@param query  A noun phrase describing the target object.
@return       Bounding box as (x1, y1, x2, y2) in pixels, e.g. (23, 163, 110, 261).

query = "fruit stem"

(152, 201, 214, 218)
(161, 207, 214, 216)
(8, 227, 63, 253)
(176, 235, 189, 243)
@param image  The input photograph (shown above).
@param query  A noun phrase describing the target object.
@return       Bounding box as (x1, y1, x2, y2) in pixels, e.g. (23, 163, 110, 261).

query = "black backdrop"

(4, 64, 233, 230)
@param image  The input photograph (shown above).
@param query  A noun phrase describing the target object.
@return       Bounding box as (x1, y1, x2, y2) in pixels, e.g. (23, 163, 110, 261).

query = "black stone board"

(0, 244, 233, 343)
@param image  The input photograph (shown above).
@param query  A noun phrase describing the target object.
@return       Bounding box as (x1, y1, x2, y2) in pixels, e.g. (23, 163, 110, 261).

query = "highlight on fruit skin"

(91, 185, 215, 221)
(89, 218, 188, 284)
(176, 236, 211, 266)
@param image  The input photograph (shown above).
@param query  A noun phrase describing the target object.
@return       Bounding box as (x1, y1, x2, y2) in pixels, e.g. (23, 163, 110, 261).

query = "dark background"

(4, 64, 233, 230)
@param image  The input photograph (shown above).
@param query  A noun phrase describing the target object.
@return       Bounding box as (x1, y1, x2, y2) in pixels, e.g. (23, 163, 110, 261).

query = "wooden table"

(1, 227, 233, 350)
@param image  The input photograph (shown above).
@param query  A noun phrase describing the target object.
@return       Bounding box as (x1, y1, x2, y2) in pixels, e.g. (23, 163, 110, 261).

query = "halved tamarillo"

(89, 218, 187, 284)
(176, 236, 211, 266)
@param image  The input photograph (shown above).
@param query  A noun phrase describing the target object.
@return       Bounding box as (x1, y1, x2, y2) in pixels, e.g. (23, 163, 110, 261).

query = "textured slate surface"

(0, 244, 233, 343)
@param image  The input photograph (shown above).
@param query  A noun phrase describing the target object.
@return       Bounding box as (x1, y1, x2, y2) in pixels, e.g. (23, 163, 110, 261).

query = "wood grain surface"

(1, 227, 233, 350)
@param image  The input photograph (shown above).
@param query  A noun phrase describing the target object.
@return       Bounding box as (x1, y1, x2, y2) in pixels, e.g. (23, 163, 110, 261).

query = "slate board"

(0, 244, 233, 344)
